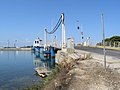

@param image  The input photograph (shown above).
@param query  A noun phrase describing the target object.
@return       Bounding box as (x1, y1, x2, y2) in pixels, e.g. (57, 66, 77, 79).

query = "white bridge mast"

(44, 13, 66, 50)
(61, 13, 66, 50)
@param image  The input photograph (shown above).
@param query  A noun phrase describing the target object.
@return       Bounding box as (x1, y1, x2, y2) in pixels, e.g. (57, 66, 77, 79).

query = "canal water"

(0, 51, 55, 90)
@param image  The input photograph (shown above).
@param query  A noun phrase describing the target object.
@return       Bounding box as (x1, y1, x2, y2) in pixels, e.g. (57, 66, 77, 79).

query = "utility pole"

(102, 14, 106, 69)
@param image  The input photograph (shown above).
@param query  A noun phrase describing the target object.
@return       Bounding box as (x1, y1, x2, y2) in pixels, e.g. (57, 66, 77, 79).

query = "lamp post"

(44, 28, 47, 47)
(8, 40, 9, 48)
(102, 14, 106, 69)
(77, 20, 83, 45)
(77, 25, 80, 44)
(87, 37, 90, 46)
(14, 40, 17, 48)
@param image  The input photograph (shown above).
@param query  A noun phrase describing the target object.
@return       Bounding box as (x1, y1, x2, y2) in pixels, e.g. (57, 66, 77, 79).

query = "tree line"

(97, 36, 120, 47)
(105, 36, 120, 42)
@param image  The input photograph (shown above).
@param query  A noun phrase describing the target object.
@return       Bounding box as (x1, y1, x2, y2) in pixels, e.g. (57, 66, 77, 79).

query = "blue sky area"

(0, 0, 120, 47)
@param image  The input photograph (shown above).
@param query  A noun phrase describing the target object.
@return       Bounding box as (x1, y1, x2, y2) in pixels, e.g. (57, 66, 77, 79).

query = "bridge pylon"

(61, 13, 66, 50)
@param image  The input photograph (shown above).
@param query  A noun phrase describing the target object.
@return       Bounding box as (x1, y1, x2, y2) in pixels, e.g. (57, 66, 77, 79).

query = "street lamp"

(14, 40, 17, 48)
(87, 37, 90, 46)
(8, 40, 9, 48)
(44, 28, 47, 47)
(77, 25, 81, 44)
(77, 21, 83, 45)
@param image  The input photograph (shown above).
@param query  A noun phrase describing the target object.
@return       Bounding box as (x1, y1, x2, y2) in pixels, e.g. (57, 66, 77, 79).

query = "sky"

(0, 0, 120, 47)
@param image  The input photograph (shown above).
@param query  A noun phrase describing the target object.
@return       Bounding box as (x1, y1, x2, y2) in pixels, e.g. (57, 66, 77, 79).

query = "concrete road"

(75, 46, 120, 59)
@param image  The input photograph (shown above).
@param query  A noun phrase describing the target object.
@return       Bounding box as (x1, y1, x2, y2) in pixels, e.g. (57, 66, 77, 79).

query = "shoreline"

(0, 47, 32, 51)
(26, 49, 120, 90)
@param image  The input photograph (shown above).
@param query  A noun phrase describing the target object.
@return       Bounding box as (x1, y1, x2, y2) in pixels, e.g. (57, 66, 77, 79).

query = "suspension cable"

(45, 15, 62, 34)
(46, 20, 62, 34)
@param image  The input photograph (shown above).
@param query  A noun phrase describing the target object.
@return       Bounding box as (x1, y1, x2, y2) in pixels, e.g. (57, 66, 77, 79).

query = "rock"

(67, 48, 75, 54)
(68, 53, 80, 60)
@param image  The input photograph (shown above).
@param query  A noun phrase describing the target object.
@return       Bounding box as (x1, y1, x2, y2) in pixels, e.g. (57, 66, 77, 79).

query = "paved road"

(75, 46, 120, 59)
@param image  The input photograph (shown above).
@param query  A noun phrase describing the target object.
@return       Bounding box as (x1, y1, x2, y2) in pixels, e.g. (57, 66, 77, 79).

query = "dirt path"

(66, 59, 120, 90)
(42, 49, 120, 90)
(43, 58, 120, 90)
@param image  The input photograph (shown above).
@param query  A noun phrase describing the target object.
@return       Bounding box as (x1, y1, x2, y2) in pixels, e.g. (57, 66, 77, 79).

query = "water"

(0, 51, 54, 90)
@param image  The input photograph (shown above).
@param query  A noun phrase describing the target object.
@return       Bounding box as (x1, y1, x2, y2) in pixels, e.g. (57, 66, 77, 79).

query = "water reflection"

(33, 52, 55, 77)
(0, 51, 41, 90)
(33, 52, 55, 69)
(0, 51, 19, 60)
(0, 51, 3, 54)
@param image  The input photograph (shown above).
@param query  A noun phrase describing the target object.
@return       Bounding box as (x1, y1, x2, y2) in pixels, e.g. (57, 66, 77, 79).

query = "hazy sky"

(0, 0, 120, 46)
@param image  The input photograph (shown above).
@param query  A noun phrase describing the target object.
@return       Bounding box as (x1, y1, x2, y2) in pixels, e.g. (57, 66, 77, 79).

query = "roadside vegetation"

(97, 36, 120, 47)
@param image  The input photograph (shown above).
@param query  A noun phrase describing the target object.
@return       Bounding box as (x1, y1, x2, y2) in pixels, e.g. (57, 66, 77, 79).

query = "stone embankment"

(43, 48, 120, 90)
